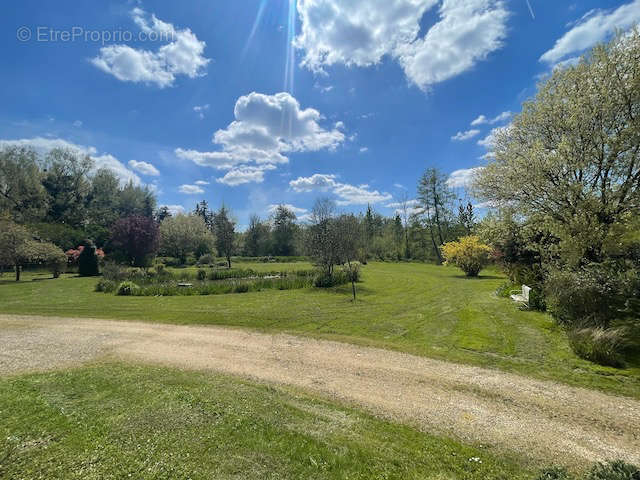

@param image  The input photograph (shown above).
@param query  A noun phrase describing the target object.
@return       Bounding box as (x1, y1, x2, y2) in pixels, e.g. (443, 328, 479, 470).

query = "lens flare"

(241, 0, 268, 60)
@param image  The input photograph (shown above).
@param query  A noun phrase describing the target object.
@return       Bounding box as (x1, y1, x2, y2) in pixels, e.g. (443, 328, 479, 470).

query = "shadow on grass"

(451, 274, 504, 280)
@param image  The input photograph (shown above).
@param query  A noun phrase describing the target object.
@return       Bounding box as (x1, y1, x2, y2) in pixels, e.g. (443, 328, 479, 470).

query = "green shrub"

(495, 282, 516, 298)
(585, 460, 640, 480)
(197, 269, 207, 281)
(233, 283, 249, 293)
(102, 262, 128, 282)
(116, 281, 140, 296)
(342, 262, 361, 283)
(95, 279, 117, 293)
(157, 256, 182, 267)
(567, 327, 629, 368)
(198, 254, 214, 265)
(536, 466, 572, 480)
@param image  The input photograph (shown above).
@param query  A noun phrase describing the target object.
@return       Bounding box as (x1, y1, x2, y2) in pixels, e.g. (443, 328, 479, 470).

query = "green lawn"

(0, 362, 533, 479)
(1, 262, 638, 398)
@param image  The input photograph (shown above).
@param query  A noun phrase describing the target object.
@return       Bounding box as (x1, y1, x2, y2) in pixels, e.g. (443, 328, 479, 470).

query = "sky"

(2, 0, 639, 227)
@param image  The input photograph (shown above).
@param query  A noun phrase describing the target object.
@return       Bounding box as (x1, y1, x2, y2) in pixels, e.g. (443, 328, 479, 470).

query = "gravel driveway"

(1, 314, 639, 466)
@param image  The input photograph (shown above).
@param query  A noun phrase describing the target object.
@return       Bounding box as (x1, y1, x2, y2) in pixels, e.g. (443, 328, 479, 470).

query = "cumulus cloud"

(179, 184, 204, 194)
(451, 129, 481, 141)
(194, 180, 210, 185)
(128, 159, 160, 176)
(540, 1, 640, 64)
(215, 165, 276, 186)
(446, 167, 484, 188)
(470, 111, 511, 126)
(290, 174, 392, 206)
(0, 137, 140, 185)
(91, 7, 210, 88)
(160, 204, 186, 215)
(267, 204, 308, 215)
(295, 0, 509, 90)
(177, 92, 344, 186)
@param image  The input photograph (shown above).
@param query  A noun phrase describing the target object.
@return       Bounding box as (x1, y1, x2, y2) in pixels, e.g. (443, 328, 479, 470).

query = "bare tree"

(335, 214, 362, 301)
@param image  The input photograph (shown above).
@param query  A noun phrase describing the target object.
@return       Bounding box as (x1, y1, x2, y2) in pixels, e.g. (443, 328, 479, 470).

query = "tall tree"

(155, 206, 172, 224)
(335, 213, 362, 301)
(194, 200, 214, 230)
(417, 168, 455, 263)
(243, 214, 271, 257)
(117, 181, 156, 218)
(474, 30, 640, 267)
(308, 198, 340, 274)
(272, 205, 297, 256)
(458, 202, 475, 235)
(0, 146, 47, 222)
(41, 148, 93, 227)
(214, 205, 236, 268)
(159, 215, 214, 264)
(110, 215, 160, 267)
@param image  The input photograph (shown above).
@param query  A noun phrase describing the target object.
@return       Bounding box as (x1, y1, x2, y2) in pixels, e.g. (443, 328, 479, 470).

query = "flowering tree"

(441, 236, 493, 277)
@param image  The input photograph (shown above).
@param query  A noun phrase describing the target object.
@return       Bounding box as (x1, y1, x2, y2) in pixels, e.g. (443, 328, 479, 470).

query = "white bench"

(510, 285, 531, 305)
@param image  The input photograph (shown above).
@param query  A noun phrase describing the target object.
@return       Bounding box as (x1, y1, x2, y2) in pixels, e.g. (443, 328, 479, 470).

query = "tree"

(0, 219, 34, 281)
(78, 241, 100, 276)
(417, 168, 455, 263)
(0, 146, 47, 222)
(272, 205, 297, 256)
(393, 214, 404, 258)
(441, 236, 492, 277)
(474, 31, 640, 268)
(117, 181, 156, 218)
(398, 192, 412, 258)
(194, 200, 214, 231)
(110, 216, 160, 267)
(155, 206, 172, 224)
(458, 202, 475, 235)
(41, 148, 93, 227)
(335, 214, 362, 301)
(307, 198, 340, 274)
(29, 242, 67, 278)
(86, 168, 120, 226)
(243, 214, 271, 257)
(159, 215, 214, 264)
(214, 205, 236, 268)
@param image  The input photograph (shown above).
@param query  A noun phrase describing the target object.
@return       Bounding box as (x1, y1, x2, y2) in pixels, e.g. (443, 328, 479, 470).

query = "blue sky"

(2, 0, 638, 226)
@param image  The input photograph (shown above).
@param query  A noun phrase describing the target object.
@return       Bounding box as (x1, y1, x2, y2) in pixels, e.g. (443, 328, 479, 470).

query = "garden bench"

(177, 283, 193, 288)
(510, 285, 531, 306)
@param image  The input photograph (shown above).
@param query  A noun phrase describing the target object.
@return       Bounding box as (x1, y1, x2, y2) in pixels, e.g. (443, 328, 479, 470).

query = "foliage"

(198, 254, 214, 265)
(159, 214, 214, 264)
(214, 205, 236, 268)
(567, 327, 629, 368)
(109, 215, 160, 267)
(28, 241, 67, 278)
(29, 222, 86, 251)
(585, 460, 640, 480)
(0, 146, 48, 222)
(271, 205, 298, 256)
(535, 466, 572, 480)
(116, 281, 140, 296)
(307, 198, 341, 274)
(197, 269, 207, 281)
(417, 168, 456, 263)
(243, 214, 272, 257)
(78, 242, 100, 277)
(102, 262, 129, 282)
(441, 236, 493, 277)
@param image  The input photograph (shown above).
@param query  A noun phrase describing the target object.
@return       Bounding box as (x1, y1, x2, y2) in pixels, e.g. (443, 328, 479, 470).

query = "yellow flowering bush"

(441, 236, 493, 277)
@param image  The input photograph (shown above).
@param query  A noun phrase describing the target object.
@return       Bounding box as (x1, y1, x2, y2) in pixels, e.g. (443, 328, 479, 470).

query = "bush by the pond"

(116, 281, 140, 296)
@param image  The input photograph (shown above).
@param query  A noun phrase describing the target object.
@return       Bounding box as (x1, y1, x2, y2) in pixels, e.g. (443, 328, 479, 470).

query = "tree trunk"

(15, 265, 21, 282)
(227, 255, 231, 269)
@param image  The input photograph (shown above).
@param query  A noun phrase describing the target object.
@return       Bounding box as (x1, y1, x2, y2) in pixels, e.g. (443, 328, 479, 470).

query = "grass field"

(1, 262, 638, 398)
(0, 362, 533, 479)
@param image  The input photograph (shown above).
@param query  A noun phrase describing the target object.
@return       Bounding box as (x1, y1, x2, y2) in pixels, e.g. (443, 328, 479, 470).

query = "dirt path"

(1, 314, 639, 466)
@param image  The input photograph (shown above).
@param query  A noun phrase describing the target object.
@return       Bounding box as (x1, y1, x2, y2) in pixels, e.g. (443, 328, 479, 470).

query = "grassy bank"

(1, 262, 638, 398)
(0, 362, 533, 479)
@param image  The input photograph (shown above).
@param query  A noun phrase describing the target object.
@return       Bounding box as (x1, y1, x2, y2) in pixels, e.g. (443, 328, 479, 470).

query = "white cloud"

(91, 7, 210, 88)
(177, 92, 344, 186)
(193, 104, 210, 119)
(267, 204, 308, 215)
(451, 129, 481, 141)
(540, 1, 640, 64)
(179, 184, 204, 194)
(215, 165, 276, 186)
(73, 120, 83, 128)
(161, 204, 186, 215)
(386, 199, 419, 209)
(128, 159, 160, 176)
(470, 111, 511, 126)
(295, 0, 509, 90)
(446, 167, 484, 188)
(0, 137, 140, 185)
(194, 180, 210, 185)
(290, 174, 392, 206)
(359, 146, 369, 153)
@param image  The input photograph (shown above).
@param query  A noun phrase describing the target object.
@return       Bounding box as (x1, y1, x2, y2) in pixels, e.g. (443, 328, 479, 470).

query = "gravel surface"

(1, 314, 639, 466)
